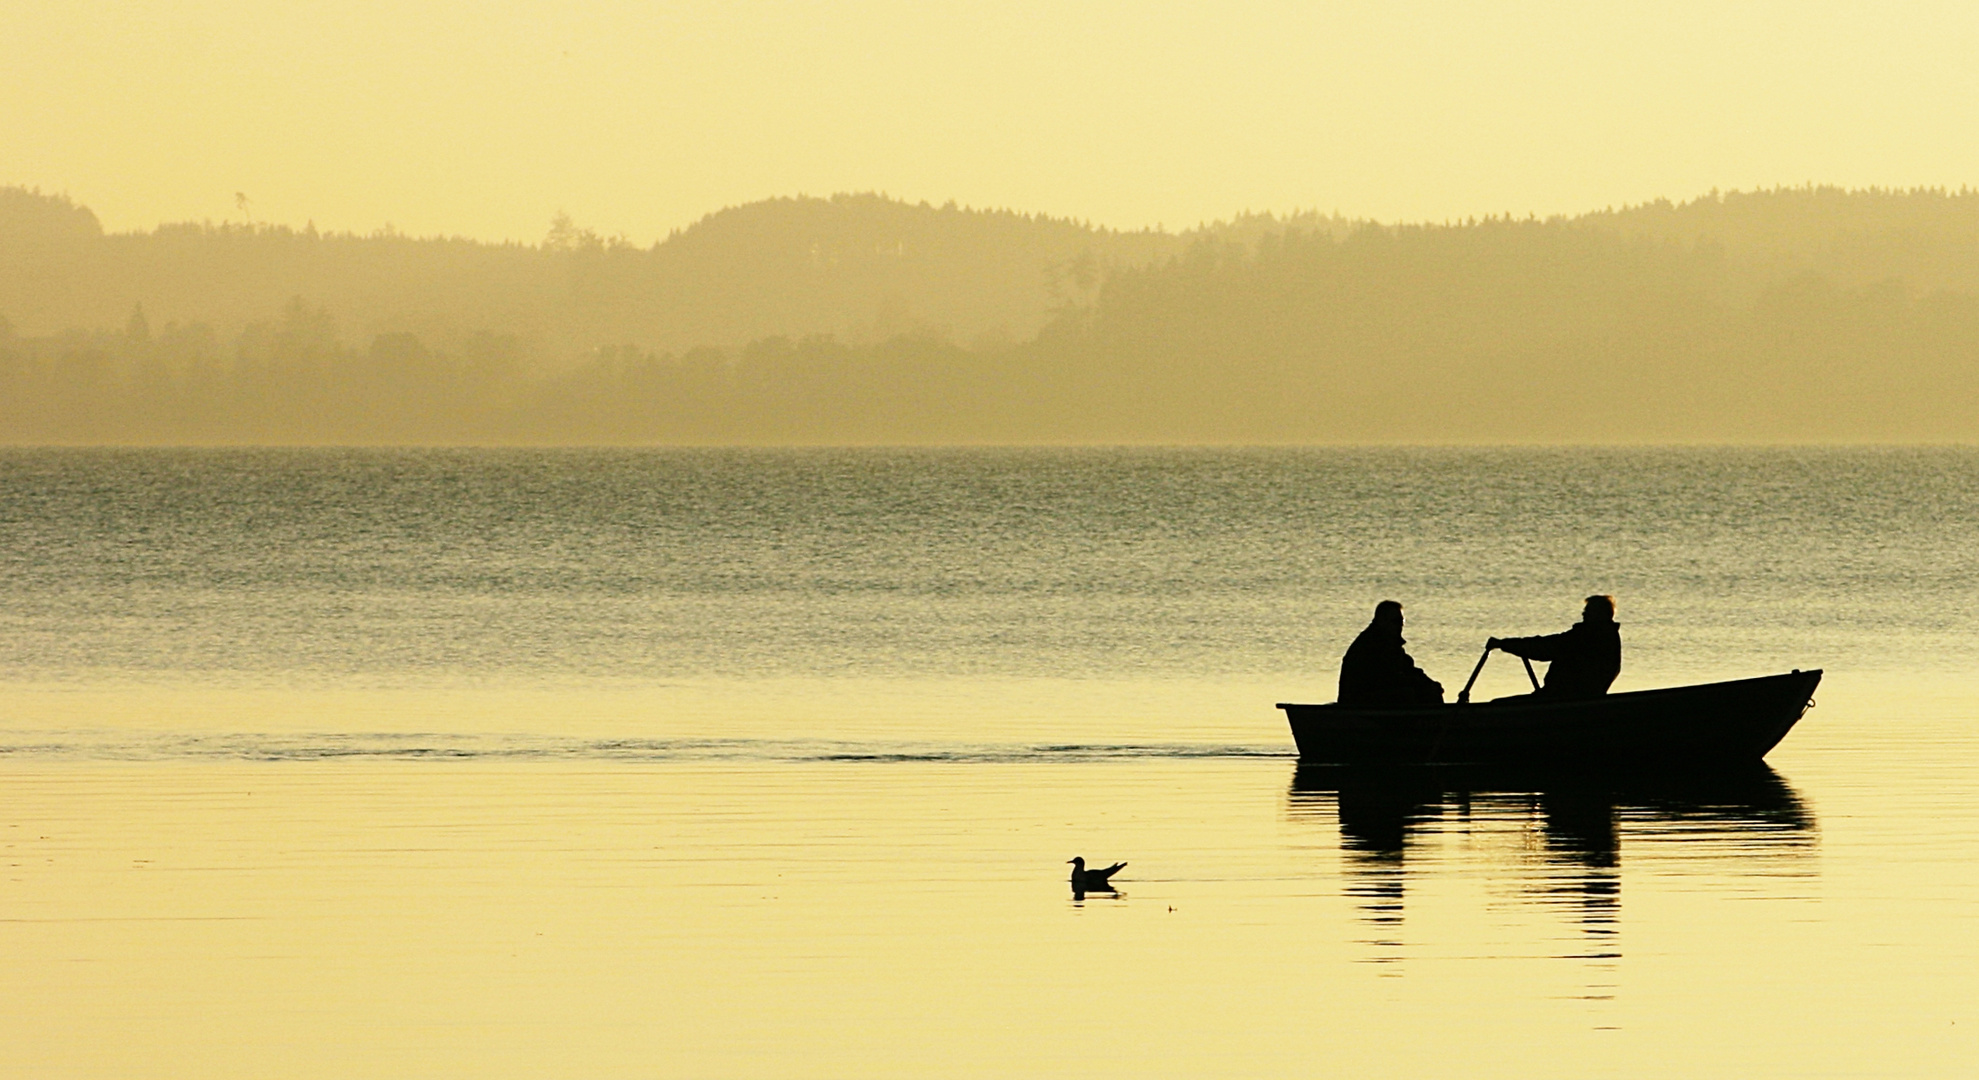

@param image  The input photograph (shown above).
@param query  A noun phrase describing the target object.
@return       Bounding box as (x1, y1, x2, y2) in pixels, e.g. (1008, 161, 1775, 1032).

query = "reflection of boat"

(1288, 760, 1815, 845)
(1286, 761, 1816, 968)
(1278, 670, 1821, 766)
(1288, 760, 1816, 883)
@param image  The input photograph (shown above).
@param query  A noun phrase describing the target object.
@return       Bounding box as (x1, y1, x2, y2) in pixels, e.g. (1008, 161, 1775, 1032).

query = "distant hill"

(1061, 206, 1979, 441)
(6, 184, 1979, 443)
(0, 189, 1195, 360)
(1586, 187, 1979, 300)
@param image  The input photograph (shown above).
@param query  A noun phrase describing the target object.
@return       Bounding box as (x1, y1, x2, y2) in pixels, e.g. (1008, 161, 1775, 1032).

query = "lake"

(3, 447, 1977, 1077)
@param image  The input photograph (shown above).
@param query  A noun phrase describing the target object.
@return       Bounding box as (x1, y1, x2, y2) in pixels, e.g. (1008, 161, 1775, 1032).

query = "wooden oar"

(1521, 656, 1541, 692)
(1456, 644, 1493, 704)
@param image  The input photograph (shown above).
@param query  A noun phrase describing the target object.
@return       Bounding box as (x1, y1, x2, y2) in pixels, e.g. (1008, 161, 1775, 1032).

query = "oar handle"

(1521, 656, 1541, 692)
(1456, 644, 1494, 705)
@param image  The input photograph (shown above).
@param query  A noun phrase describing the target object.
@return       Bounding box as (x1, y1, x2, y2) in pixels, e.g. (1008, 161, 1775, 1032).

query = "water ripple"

(0, 732, 1296, 764)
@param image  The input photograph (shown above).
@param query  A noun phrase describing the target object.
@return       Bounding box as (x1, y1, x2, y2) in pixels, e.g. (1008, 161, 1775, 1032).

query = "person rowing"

(1337, 600, 1445, 707)
(1487, 594, 1622, 700)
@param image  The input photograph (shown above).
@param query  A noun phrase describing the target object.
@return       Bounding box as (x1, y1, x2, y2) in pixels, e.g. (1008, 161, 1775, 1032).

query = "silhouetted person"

(1338, 600, 1445, 707)
(1489, 595, 1622, 700)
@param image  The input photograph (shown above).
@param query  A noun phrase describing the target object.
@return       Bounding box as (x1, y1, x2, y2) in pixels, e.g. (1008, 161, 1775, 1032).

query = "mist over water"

(5, 447, 1979, 1077)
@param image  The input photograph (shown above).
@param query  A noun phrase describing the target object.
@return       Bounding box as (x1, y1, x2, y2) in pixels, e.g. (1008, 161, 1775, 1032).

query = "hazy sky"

(9, 2, 1979, 243)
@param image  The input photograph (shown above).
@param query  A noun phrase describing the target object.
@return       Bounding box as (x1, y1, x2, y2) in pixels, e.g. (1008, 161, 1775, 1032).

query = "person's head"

(1583, 594, 1616, 622)
(1373, 599, 1404, 631)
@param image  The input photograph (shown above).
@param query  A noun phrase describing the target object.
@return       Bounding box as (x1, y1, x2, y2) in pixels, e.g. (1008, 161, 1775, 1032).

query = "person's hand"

(1486, 637, 1501, 650)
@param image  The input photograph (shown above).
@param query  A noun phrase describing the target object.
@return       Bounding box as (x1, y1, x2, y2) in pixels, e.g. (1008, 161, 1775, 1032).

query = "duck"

(1068, 856, 1126, 890)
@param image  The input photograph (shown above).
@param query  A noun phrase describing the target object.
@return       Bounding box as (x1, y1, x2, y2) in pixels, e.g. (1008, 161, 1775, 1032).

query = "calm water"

(4, 448, 1979, 1077)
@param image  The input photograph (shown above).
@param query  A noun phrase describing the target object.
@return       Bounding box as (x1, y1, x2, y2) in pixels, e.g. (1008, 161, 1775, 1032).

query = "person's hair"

(1374, 599, 1403, 619)
(1584, 594, 1616, 620)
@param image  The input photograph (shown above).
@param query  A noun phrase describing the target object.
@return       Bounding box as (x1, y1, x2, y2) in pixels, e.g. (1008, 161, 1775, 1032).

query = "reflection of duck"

(1287, 763, 1816, 969)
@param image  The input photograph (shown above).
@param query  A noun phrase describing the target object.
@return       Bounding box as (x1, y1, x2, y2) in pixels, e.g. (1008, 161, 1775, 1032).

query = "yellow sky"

(8, 2, 1979, 243)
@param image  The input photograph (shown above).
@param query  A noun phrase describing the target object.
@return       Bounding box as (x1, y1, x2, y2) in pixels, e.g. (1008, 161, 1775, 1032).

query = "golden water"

(6, 449, 1979, 1076)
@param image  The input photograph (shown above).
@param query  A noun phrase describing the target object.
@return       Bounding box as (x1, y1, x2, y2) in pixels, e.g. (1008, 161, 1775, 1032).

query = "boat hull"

(1279, 670, 1821, 766)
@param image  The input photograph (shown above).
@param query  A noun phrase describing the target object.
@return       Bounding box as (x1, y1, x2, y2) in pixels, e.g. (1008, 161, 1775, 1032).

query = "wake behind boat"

(1278, 669, 1821, 766)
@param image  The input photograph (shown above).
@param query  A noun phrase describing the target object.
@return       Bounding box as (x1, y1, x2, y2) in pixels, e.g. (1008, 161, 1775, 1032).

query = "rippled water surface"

(4, 448, 1978, 1077)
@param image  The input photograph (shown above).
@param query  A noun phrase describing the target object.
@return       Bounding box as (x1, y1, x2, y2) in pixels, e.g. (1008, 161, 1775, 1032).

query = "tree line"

(4, 186, 1979, 442)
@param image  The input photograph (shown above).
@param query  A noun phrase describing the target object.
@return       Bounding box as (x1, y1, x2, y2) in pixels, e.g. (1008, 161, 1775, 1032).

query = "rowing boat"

(1278, 669, 1820, 766)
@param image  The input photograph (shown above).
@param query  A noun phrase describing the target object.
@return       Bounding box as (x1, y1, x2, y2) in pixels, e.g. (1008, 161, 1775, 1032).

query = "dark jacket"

(1496, 619, 1622, 699)
(1338, 624, 1444, 707)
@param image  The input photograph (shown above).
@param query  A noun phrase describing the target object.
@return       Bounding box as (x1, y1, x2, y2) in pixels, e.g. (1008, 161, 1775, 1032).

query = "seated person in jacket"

(1338, 600, 1445, 707)
(1488, 595, 1622, 700)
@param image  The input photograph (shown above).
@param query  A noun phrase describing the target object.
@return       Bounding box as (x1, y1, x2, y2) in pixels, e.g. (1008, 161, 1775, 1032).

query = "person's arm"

(1490, 629, 1571, 661)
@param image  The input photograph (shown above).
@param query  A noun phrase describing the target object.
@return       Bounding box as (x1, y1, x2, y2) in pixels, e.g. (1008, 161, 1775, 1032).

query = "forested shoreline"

(6, 186, 1979, 443)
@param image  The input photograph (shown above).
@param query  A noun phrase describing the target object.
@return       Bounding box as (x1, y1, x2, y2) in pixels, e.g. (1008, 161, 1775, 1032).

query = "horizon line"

(14, 181, 1979, 250)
